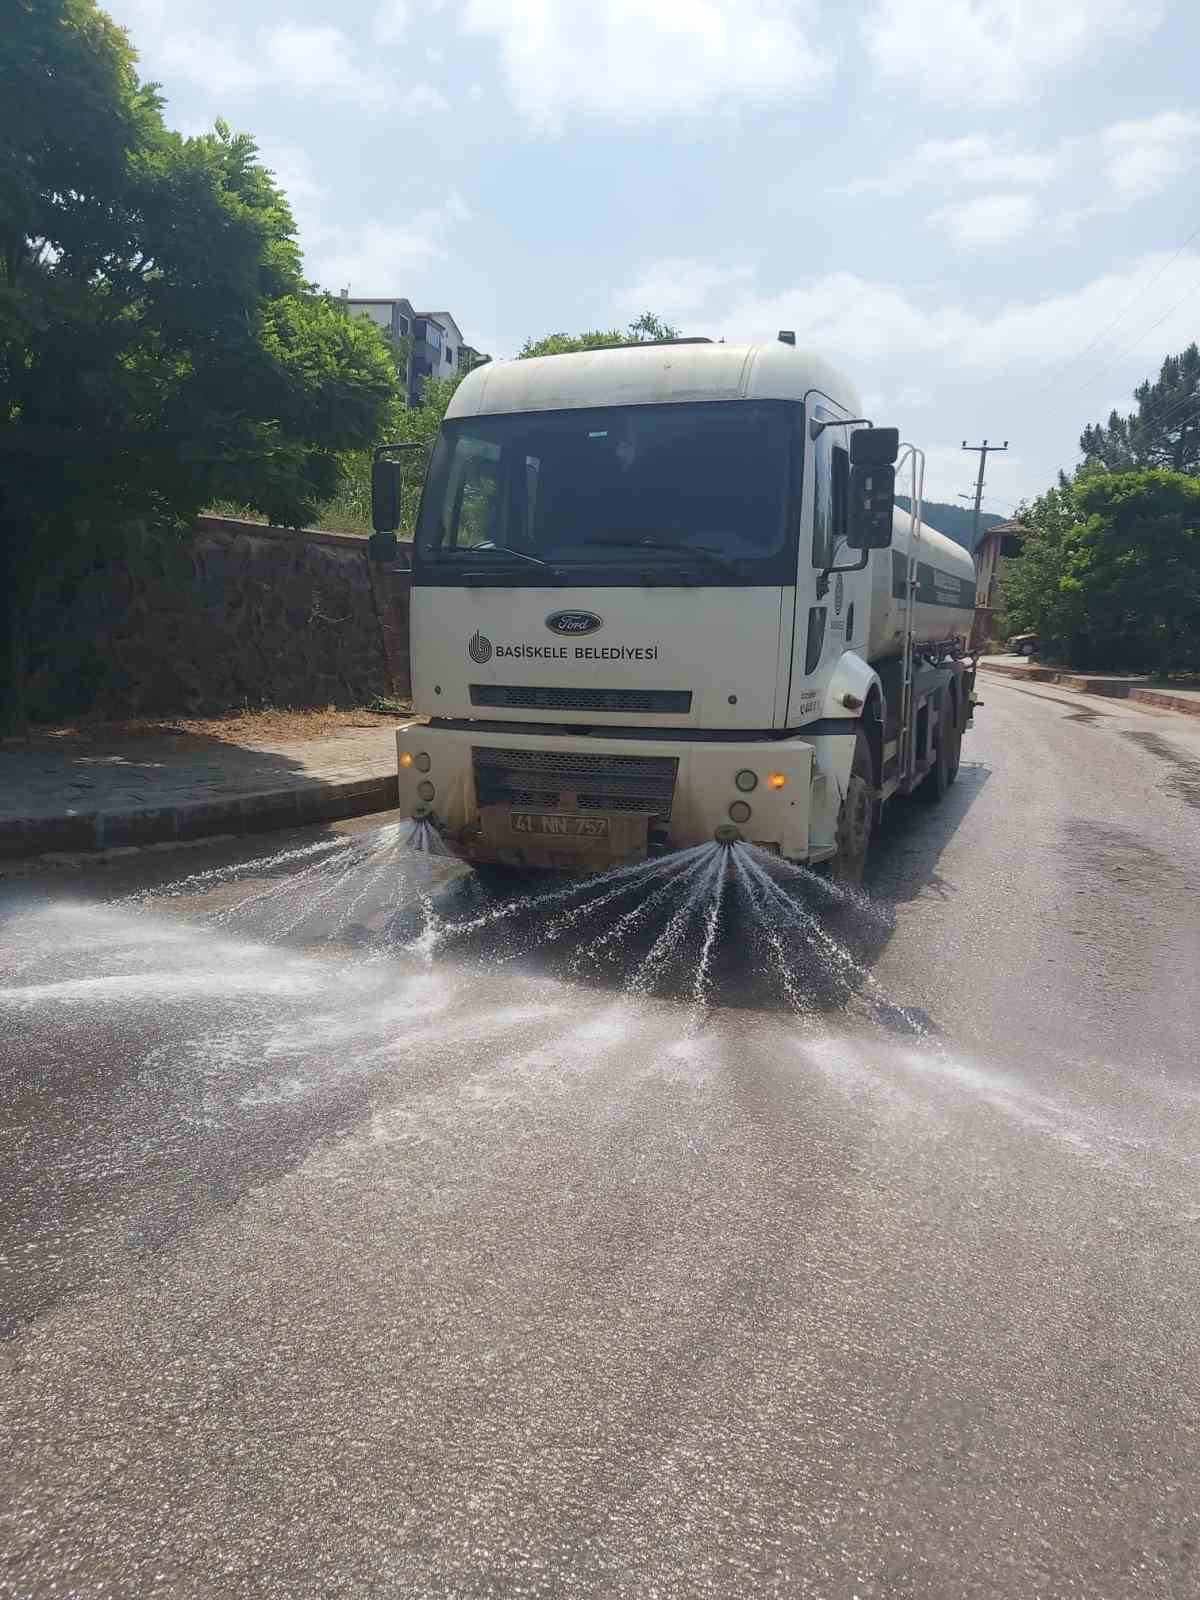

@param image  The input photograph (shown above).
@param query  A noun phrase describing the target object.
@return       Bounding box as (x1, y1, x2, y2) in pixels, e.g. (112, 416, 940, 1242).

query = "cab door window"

(811, 425, 833, 569)
(831, 443, 849, 562)
(811, 418, 850, 569)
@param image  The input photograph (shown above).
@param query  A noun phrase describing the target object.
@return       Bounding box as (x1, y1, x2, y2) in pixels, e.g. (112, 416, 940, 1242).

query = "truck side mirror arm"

(816, 546, 870, 598)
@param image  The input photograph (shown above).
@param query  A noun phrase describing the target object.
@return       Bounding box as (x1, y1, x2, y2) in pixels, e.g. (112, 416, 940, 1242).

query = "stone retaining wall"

(28, 516, 413, 720)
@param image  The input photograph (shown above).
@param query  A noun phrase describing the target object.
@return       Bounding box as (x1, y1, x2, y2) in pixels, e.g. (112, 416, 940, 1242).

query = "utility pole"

(962, 438, 1008, 550)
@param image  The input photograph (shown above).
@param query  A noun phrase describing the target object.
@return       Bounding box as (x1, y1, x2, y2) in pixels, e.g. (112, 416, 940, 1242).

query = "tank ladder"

(895, 445, 925, 786)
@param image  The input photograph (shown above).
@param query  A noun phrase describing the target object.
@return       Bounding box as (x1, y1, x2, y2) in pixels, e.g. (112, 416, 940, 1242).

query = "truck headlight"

(414, 752, 431, 772)
(417, 780, 435, 802)
(729, 801, 752, 823)
(734, 769, 757, 792)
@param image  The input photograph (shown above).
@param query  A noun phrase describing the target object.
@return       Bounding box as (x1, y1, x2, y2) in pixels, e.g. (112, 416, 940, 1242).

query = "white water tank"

(867, 510, 977, 663)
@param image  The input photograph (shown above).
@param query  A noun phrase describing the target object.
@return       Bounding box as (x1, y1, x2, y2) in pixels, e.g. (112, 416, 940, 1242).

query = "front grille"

(470, 684, 692, 714)
(472, 746, 679, 821)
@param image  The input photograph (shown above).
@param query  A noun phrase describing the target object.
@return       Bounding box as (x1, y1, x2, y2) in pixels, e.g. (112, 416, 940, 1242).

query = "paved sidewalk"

(979, 656, 1200, 717)
(0, 726, 400, 861)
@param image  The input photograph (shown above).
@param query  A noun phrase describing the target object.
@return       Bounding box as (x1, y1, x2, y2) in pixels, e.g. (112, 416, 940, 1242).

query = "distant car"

(1008, 632, 1039, 657)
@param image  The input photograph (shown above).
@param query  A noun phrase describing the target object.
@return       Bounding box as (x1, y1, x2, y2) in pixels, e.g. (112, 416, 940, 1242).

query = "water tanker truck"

(372, 335, 979, 882)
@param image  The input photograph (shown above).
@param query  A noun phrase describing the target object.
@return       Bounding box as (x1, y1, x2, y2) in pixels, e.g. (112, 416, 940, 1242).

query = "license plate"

(510, 812, 611, 838)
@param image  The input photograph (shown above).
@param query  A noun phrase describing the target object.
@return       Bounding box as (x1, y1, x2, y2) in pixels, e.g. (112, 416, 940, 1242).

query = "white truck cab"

(373, 336, 977, 880)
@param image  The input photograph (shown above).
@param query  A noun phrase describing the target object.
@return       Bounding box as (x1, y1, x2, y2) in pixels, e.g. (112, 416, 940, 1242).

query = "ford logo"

(545, 610, 603, 637)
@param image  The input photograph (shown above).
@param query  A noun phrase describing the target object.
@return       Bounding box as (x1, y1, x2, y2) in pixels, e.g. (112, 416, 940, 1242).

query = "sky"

(102, 0, 1200, 512)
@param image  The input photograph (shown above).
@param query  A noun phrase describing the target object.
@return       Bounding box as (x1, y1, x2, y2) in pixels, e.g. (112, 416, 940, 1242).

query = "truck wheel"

(920, 698, 953, 803)
(830, 728, 875, 885)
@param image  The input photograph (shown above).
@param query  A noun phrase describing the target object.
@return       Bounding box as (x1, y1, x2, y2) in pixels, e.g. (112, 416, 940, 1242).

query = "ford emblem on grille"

(546, 610, 603, 637)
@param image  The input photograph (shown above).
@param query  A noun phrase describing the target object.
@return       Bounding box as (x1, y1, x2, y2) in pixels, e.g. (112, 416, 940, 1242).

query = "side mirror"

(847, 463, 895, 549)
(371, 456, 403, 533)
(850, 427, 899, 467)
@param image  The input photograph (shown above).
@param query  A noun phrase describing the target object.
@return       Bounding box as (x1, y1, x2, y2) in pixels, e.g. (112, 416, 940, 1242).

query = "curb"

(979, 659, 1200, 718)
(1126, 687, 1200, 717)
(0, 773, 399, 863)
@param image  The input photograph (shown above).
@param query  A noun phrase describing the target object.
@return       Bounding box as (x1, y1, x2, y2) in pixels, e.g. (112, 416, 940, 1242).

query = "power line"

(1078, 270, 1200, 392)
(1136, 384, 1200, 436)
(1128, 394, 1200, 457)
(1031, 216, 1200, 399)
(1084, 378, 1200, 438)
(1074, 393, 1200, 478)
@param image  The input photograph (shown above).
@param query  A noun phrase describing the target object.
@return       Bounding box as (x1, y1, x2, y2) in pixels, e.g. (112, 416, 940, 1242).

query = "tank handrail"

(895, 444, 925, 785)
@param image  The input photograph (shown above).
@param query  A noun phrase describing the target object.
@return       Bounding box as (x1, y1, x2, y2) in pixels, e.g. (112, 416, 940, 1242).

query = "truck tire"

(920, 697, 953, 803)
(830, 728, 875, 884)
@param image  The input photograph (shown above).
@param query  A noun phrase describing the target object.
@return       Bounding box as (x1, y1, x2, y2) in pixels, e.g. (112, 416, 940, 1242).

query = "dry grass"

(21, 703, 412, 750)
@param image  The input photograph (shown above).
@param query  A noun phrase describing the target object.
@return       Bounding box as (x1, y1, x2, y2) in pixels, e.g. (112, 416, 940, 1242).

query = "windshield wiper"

(582, 535, 741, 576)
(461, 542, 548, 569)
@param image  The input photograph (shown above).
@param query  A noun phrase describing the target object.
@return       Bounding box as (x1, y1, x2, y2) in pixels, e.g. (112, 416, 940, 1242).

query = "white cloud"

(850, 134, 1056, 197)
(627, 250, 1200, 380)
(459, 0, 830, 129)
(618, 251, 1200, 500)
(401, 83, 451, 114)
(309, 219, 450, 297)
(259, 24, 367, 98)
(247, 129, 467, 299)
(615, 259, 757, 323)
(852, 112, 1200, 251)
(928, 192, 1037, 250)
(374, 0, 410, 41)
(105, 0, 426, 111)
(1103, 111, 1200, 201)
(305, 193, 470, 297)
(862, 0, 1161, 108)
(856, 115, 1200, 202)
(254, 138, 323, 219)
(109, 0, 262, 92)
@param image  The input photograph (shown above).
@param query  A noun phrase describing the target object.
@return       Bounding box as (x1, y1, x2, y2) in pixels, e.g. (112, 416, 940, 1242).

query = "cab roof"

(444, 340, 863, 421)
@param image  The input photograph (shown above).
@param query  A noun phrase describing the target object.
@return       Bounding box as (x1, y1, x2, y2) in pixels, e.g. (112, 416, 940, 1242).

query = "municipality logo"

(468, 630, 493, 665)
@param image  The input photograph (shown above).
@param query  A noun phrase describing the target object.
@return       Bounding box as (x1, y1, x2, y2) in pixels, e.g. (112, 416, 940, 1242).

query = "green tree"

(1002, 471, 1200, 676)
(999, 484, 1086, 657)
(0, 0, 397, 729)
(1070, 470, 1200, 677)
(517, 311, 680, 360)
(1080, 344, 1200, 475)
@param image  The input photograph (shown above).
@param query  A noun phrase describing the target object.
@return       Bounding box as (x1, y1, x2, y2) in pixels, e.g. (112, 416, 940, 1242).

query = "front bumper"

(396, 724, 833, 870)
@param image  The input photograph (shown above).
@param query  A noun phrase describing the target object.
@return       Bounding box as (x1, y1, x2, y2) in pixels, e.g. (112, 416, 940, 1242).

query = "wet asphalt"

(2, 679, 1200, 1599)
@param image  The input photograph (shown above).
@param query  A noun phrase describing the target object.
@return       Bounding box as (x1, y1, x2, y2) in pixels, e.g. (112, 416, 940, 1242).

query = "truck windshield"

(415, 401, 797, 579)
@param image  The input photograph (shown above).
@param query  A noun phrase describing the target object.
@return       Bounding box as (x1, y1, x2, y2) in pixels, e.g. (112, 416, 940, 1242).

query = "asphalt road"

(3, 679, 1200, 1599)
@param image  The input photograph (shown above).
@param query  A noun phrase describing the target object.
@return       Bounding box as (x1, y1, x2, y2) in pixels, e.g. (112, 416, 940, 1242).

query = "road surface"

(3, 679, 1200, 1599)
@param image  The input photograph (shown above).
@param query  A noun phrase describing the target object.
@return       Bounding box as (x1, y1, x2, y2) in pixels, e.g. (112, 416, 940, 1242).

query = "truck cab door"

(787, 405, 865, 723)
